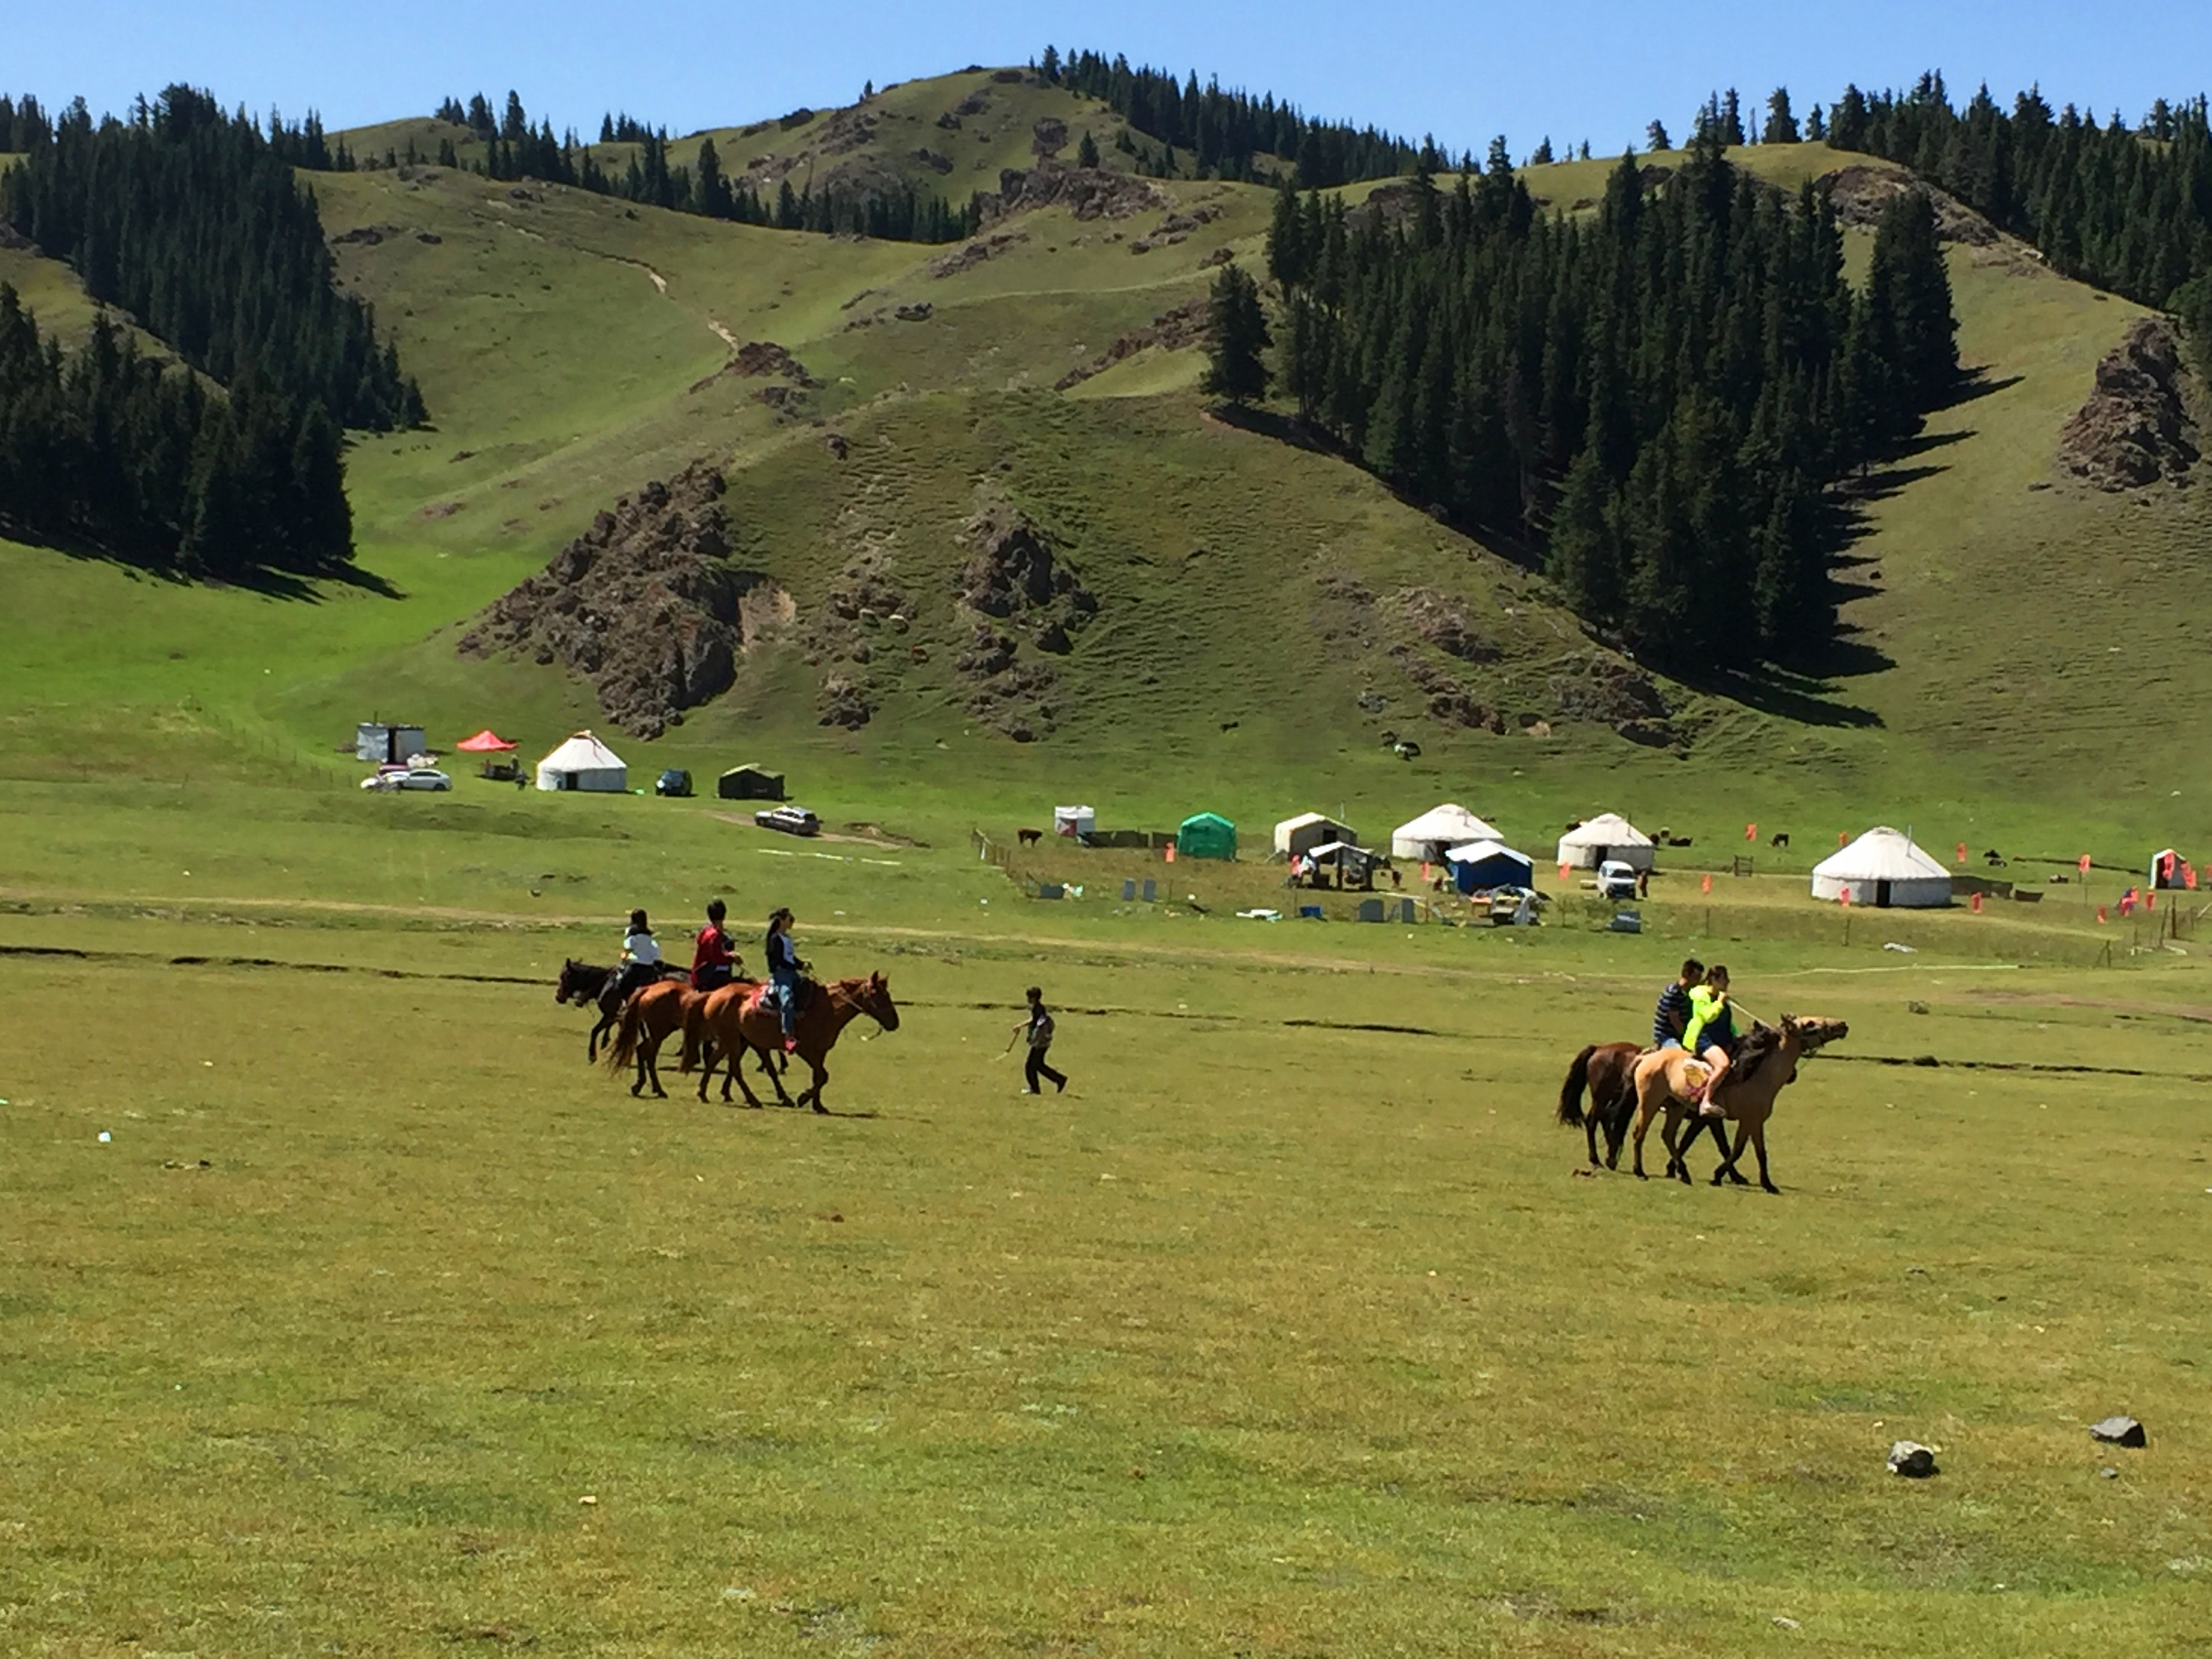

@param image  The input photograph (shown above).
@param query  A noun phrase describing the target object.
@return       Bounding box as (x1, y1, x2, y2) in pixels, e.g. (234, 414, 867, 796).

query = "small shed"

(1446, 839, 1534, 895)
(1176, 811, 1238, 861)
(536, 731, 628, 793)
(1556, 812, 1656, 872)
(1811, 827, 1950, 908)
(717, 763, 786, 801)
(1275, 812, 1356, 861)
(1054, 804, 1097, 838)
(2150, 848, 2196, 890)
(1392, 804, 1502, 862)
(1307, 840, 1382, 890)
(356, 721, 426, 764)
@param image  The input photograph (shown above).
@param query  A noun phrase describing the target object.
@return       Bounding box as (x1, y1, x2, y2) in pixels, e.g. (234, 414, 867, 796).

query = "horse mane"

(1732, 1022, 1786, 1082)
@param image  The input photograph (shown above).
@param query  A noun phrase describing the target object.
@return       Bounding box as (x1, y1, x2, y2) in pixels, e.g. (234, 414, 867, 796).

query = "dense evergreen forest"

(0, 289, 352, 577)
(1044, 47, 1419, 186)
(2, 87, 421, 431)
(0, 87, 395, 572)
(1261, 140, 1957, 668)
(425, 90, 981, 243)
(1818, 75, 2212, 365)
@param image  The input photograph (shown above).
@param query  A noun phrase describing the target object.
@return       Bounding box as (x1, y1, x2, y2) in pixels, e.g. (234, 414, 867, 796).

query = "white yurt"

(1811, 826, 1951, 908)
(1556, 812, 1657, 872)
(1275, 812, 1356, 861)
(535, 730, 628, 792)
(1392, 804, 1502, 862)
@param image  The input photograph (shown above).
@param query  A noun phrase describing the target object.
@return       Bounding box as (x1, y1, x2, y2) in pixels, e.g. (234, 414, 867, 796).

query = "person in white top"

(613, 908, 662, 1001)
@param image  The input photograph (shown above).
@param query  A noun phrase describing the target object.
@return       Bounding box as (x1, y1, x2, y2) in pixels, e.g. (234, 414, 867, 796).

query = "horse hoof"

(1762, 1181, 1780, 1195)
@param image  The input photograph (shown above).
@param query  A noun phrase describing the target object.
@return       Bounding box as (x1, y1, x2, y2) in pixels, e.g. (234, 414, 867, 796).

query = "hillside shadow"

(2, 521, 402, 601)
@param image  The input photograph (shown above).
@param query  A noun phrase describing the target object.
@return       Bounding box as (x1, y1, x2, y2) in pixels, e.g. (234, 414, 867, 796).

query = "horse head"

(555, 958, 587, 1004)
(859, 970, 900, 1032)
(1780, 1013, 1849, 1052)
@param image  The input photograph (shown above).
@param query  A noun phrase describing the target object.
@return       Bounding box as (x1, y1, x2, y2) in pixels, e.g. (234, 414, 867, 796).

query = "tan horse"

(687, 972, 901, 1113)
(1629, 1016, 1849, 1191)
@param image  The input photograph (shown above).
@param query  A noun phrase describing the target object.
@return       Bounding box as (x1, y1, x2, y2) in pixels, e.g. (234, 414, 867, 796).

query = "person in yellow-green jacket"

(1681, 963, 1740, 1117)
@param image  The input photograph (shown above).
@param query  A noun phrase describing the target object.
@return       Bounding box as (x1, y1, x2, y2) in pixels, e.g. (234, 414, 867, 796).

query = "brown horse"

(556, 958, 693, 1062)
(687, 972, 900, 1113)
(604, 981, 705, 1099)
(1629, 1016, 1849, 1191)
(1555, 1041, 1643, 1169)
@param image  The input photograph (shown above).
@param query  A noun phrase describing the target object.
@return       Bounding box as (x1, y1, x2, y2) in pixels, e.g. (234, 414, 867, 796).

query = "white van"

(1596, 859, 1640, 901)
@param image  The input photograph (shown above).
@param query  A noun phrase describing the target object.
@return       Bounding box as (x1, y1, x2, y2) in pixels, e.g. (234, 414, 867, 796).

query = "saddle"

(745, 978, 812, 1018)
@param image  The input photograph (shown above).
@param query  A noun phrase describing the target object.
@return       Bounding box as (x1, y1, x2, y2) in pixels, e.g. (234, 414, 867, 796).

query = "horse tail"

(606, 996, 644, 1074)
(678, 993, 709, 1073)
(1557, 1045, 1597, 1127)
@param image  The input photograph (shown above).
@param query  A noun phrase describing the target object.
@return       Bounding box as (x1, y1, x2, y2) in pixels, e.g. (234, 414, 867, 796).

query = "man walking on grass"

(1013, 985, 1067, 1094)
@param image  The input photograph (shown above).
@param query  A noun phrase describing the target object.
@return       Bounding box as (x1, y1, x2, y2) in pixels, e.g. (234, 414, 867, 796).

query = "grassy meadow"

(6, 75, 2212, 1654)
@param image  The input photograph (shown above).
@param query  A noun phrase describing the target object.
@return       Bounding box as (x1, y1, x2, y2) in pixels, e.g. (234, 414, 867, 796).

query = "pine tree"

(1646, 119, 1671, 152)
(1077, 129, 1099, 167)
(1765, 88, 1801, 144)
(1200, 262, 1271, 405)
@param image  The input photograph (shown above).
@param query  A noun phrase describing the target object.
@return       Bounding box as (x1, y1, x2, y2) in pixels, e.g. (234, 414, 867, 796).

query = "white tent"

(1811, 826, 1951, 908)
(1556, 812, 1656, 872)
(1054, 804, 1096, 838)
(1275, 812, 1356, 861)
(535, 730, 628, 792)
(1391, 804, 1502, 862)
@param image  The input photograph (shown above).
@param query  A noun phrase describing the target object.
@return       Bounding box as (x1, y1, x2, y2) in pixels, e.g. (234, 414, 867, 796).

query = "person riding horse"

(766, 907, 808, 1054)
(611, 909, 663, 1003)
(1681, 964, 1742, 1115)
(692, 897, 736, 992)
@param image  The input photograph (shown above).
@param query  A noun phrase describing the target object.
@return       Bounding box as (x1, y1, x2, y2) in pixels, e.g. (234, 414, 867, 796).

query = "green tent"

(1176, 811, 1238, 861)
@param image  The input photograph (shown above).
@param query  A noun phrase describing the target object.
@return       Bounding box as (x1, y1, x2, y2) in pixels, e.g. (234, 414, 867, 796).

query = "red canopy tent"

(455, 730, 523, 781)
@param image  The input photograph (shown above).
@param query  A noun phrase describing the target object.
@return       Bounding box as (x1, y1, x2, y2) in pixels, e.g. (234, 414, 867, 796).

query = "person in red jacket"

(691, 897, 736, 991)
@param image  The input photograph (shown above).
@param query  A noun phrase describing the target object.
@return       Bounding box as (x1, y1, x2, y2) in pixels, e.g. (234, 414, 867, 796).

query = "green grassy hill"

(1, 84, 2206, 863)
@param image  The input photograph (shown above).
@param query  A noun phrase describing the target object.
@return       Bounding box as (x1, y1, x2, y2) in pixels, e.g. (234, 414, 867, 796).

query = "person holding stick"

(1008, 985, 1067, 1095)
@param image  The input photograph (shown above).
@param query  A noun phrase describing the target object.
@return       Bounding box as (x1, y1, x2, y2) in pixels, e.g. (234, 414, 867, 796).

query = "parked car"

(754, 805, 821, 837)
(656, 769, 694, 798)
(1596, 859, 1640, 901)
(361, 767, 452, 792)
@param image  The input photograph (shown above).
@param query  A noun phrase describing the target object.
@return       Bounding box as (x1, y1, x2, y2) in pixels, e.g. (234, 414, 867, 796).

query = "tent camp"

(717, 764, 786, 801)
(1556, 813, 1656, 872)
(1274, 812, 1355, 861)
(535, 731, 628, 793)
(1392, 804, 1502, 862)
(1811, 827, 1951, 908)
(455, 729, 518, 754)
(1176, 812, 1238, 861)
(1446, 840, 1534, 894)
(1054, 805, 1097, 838)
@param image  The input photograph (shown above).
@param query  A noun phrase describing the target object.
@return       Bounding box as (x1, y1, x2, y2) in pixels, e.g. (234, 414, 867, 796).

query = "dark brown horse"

(686, 972, 901, 1113)
(1556, 1041, 1644, 1168)
(556, 957, 709, 1062)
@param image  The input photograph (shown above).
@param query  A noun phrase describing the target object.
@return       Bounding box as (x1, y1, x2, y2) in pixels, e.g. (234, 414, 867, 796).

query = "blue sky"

(11, 1, 2212, 157)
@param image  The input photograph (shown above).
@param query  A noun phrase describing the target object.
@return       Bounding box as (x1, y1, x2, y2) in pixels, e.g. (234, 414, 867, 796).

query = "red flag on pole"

(2187, 862, 2199, 891)
(1559, 861, 1572, 882)
(1839, 831, 1850, 847)
(1839, 885, 1852, 907)
(1701, 872, 1713, 895)
(1955, 842, 1967, 865)
(2078, 853, 2093, 876)
(2148, 889, 2158, 912)
(2097, 905, 2108, 924)
(1970, 891, 1983, 913)
(1745, 822, 1757, 842)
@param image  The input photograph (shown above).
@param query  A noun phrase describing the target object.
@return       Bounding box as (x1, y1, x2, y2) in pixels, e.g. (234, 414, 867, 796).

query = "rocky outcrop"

(949, 507, 1097, 739)
(979, 163, 1167, 226)
(1055, 297, 1209, 389)
(2058, 316, 2200, 489)
(457, 462, 787, 739)
(1549, 657, 1683, 749)
(1824, 165, 1998, 245)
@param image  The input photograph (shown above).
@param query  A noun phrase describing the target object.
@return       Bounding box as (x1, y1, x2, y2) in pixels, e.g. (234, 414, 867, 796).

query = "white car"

(1596, 859, 1640, 900)
(363, 767, 452, 792)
